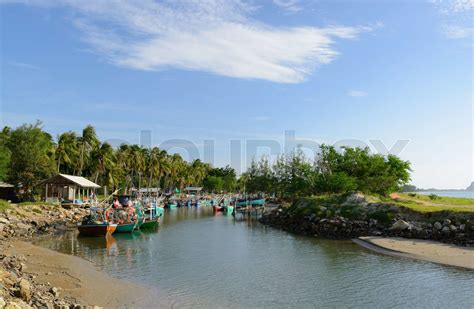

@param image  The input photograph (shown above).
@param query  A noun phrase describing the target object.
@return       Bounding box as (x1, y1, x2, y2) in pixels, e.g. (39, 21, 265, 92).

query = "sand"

(5, 241, 169, 308)
(354, 236, 474, 270)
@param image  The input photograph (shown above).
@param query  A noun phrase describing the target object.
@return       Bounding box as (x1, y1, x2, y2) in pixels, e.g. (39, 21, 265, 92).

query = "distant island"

(467, 182, 474, 191)
(403, 182, 474, 192)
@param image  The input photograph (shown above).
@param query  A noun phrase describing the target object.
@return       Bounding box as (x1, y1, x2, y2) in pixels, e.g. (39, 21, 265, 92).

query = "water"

(36, 208, 474, 308)
(416, 191, 474, 198)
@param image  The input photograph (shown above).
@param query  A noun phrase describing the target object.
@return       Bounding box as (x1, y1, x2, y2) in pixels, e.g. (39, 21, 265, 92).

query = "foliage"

(429, 194, 440, 200)
(0, 127, 11, 181)
(5, 122, 56, 194)
(0, 199, 10, 211)
(242, 145, 411, 198)
(203, 165, 237, 192)
(386, 194, 474, 213)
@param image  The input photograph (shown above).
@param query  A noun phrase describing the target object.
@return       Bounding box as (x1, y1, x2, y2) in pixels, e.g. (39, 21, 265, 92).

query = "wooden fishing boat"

(114, 222, 137, 233)
(236, 198, 265, 207)
(213, 205, 224, 212)
(224, 205, 234, 214)
(140, 216, 160, 229)
(77, 223, 117, 237)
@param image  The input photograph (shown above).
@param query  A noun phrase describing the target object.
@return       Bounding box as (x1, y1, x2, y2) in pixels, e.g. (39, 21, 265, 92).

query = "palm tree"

(146, 147, 168, 188)
(56, 131, 79, 173)
(78, 125, 99, 176)
(90, 142, 115, 184)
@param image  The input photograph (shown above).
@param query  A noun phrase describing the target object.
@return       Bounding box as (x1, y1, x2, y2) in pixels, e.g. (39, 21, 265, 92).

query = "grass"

(386, 193, 474, 213)
(0, 199, 11, 211)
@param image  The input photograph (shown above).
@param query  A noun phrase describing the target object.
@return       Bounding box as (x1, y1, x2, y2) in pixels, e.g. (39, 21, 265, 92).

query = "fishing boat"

(236, 198, 265, 207)
(213, 205, 224, 212)
(114, 222, 137, 233)
(223, 205, 234, 214)
(78, 222, 117, 237)
(140, 202, 162, 229)
(77, 206, 117, 237)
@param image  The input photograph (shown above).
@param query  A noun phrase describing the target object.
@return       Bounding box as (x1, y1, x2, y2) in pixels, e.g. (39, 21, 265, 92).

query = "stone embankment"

(259, 193, 474, 246)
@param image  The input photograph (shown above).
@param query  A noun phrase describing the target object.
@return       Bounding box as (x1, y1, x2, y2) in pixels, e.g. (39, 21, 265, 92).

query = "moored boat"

(223, 205, 234, 214)
(114, 222, 137, 233)
(213, 205, 224, 212)
(236, 198, 265, 207)
(78, 223, 117, 237)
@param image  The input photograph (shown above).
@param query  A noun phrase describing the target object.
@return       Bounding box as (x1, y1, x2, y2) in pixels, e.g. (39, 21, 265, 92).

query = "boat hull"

(114, 222, 137, 233)
(78, 224, 117, 237)
(236, 199, 265, 207)
(213, 205, 224, 212)
(140, 218, 159, 229)
(224, 206, 234, 214)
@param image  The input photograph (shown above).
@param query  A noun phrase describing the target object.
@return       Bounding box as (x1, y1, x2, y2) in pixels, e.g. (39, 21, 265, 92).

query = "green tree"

(0, 127, 11, 181)
(56, 131, 79, 174)
(78, 125, 99, 176)
(6, 122, 56, 195)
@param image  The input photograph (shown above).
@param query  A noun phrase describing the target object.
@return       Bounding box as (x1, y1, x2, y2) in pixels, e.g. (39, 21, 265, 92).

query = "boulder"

(391, 220, 411, 231)
(433, 222, 443, 230)
(0, 217, 9, 224)
(18, 278, 31, 301)
(443, 219, 451, 226)
(441, 226, 451, 235)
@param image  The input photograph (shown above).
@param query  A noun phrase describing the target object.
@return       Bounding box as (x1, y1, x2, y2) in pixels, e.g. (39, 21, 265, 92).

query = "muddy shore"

(0, 204, 166, 308)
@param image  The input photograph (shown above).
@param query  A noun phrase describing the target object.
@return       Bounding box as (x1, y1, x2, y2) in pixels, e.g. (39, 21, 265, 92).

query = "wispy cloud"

(7, 61, 40, 70)
(2, 0, 374, 84)
(442, 24, 474, 38)
(430, 0, 474, 14)
(273, 0, 302, 13)
(348, 90, 368, 97)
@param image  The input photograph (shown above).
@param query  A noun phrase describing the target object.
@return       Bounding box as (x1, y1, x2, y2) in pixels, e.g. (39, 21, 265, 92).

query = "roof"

(0, 182, 14, 188)
(185, 187, 203, 191)
(138, 188, 160, 193)
(39, 174, 100, 188)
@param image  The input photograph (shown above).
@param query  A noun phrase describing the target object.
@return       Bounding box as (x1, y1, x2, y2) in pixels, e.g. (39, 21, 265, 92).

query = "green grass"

(0, 199, 11, 211)
(388, 193, 474, 213)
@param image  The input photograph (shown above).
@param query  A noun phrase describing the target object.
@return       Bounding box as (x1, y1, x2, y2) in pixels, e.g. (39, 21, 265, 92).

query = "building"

(39, 174, 100, 204)
(0, 181, 18, 202)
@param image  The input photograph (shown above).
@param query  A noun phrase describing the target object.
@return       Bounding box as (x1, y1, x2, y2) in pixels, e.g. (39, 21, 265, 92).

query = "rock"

(391, 220, 411, 231)
(443, 219, 451, 226)
(18, 278, 31, 301)
(0, 217, 9, 224)
(0, 297, 5, 309)
(441, 226, 451, 235)
(433, 222, 443, 230)
(51, 286, 59, 298)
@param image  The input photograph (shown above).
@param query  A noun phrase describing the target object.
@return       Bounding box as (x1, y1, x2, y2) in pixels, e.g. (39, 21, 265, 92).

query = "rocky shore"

(0, 204, 89, 308)
(259, 193, 474, 246)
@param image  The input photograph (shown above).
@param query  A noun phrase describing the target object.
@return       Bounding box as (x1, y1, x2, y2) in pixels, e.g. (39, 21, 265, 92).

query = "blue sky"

(0, 0, 472, 189)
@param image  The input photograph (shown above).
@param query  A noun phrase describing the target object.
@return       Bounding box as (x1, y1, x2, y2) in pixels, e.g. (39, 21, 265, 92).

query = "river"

(35, 207, 474, 308)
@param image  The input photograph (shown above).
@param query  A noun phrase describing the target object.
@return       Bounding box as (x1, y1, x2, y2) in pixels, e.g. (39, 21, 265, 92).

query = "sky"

(0, 0, 472, 189)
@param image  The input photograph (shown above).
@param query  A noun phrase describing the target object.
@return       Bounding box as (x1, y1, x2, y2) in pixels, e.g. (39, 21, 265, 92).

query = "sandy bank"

(354, 236, 474, 270)
(5, 241, 166, 308)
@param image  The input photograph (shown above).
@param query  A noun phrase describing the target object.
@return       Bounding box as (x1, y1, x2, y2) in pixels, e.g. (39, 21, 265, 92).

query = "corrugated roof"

(39, 174, 100, 188)
(0, 182, 14, 188)
(185, 187, 203, 191)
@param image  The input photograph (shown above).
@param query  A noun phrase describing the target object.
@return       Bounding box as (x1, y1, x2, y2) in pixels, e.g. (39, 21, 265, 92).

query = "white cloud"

(348, 90, 368, 97)
(1, 0, 373, 83)
(442, 24, 474, 38)
(273, 0, 302, 13)
(7, 61, 40, 70)
(430, 0, 474, 14)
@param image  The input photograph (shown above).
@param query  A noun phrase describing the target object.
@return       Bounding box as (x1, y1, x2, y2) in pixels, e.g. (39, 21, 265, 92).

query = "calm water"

(36, 208, 474, 308)
(416, 191, 474, 198)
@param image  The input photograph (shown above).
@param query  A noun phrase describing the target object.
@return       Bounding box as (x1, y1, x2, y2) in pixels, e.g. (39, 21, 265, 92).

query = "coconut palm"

(89, 142, 115, 184)
(56, 131, 79, 173)
(78, 125, 99, 176)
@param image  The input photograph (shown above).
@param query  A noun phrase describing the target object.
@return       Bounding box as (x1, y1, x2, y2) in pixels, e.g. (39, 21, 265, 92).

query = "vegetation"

(389, 194, 474, 213)
(0, 122, 238, 198)
(242, 145, 411, 198)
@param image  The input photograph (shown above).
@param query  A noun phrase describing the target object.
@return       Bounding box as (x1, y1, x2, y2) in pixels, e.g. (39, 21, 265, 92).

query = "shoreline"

(353, 236, 474, 270)
(3, 239, 169, 308)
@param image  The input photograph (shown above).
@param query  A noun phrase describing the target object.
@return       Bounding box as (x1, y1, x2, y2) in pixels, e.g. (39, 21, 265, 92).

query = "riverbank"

(259, 192, 474, 246)
(0, 203, 163, 308)
(354, 237, 474, 270)
(2, 240, 156, 308)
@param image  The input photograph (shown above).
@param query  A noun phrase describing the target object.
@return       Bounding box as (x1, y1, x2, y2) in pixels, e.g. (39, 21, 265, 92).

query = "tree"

(0, 127, 11, 181)
(6, 122, 56, 194)
(78, 125, 99, 176)
(56, 131, 79, 174)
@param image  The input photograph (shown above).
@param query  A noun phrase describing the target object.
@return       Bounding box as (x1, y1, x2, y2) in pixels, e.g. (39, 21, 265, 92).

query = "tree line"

(0, 122, 411, 199)
(0, 122, 236, 196)
(241, 145, 411, 198)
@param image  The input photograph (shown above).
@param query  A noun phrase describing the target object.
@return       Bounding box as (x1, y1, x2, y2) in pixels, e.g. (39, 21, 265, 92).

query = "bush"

(429, 194, 440, 200)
